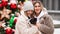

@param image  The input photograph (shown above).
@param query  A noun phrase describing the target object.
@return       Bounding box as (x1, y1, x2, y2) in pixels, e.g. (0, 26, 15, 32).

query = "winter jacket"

(34, 8, 54, 34)
(15, 13, 41, 34)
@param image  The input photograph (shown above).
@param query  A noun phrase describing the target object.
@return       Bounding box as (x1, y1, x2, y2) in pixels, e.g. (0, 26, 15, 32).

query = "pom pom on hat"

(23, 1, 34, 12)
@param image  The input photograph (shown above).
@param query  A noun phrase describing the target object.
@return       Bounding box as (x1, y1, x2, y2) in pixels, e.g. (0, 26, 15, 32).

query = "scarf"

(35, 8, 48, 23)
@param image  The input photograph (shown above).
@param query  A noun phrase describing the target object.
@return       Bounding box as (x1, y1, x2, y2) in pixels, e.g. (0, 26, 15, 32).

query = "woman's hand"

(36, 23, 41, 28)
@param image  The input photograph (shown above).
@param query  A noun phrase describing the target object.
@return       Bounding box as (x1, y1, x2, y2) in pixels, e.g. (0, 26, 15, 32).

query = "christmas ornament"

(14, 17, 17, 24)
(0, 3, 3, 8)
(9, 0, 18, 14)
(9, 14, 15, 28)
(0, 9, 11, 21)
(2, 1, 8, 7)
(10, 4, 17, 9)
(6, 27, 13, 34)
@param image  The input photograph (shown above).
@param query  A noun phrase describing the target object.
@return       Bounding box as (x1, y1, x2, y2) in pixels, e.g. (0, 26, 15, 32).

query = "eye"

(38, 6, 40, 7)
(35, 6, 41, 7)
(35, 6, 37, 7)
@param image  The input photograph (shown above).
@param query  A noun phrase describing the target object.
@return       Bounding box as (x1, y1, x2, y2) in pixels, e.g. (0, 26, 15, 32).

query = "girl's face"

(25, 10, 33, 17)
(34, 3, 42, 14)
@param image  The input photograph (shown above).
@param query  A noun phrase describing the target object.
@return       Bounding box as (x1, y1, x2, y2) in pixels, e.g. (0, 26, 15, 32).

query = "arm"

(38, 15, 54, 34)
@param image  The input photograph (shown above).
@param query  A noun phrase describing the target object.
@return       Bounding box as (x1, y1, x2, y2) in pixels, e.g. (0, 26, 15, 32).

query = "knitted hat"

(23, 1, 34, 12)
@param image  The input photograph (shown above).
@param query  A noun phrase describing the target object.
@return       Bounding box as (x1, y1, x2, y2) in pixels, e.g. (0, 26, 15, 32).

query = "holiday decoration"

(0, 3, 3, 8)
(14, 17, 17, 24)
(0, 27, 5, 34)
(0, 9, 11, 21)
(5, 27, 13, 34)
(10, 4, 17, 10)
(0, 0, 22, 34)
(9, 0, 18, 14)
(2, 0, 8, 7)
(9, 14, 15, 28)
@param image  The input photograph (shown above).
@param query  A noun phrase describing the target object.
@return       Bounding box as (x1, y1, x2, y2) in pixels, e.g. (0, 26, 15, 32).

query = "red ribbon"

(6, 28, 13, 34)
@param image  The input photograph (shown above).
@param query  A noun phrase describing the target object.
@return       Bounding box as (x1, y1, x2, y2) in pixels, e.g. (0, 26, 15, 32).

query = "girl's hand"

(36, 23, 41, 28)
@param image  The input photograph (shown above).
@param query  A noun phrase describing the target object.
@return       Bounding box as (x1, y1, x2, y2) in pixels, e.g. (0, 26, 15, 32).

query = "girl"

(15, 1, 41, 34)
(33, 1, 54, 34)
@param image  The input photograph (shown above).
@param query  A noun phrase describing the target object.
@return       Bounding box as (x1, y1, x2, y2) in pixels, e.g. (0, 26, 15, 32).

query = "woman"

(33, 1, 54, 34)
(15, 1, 41, 34)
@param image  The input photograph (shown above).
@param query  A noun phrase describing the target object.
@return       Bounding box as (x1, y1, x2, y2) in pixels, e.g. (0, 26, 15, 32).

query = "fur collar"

(35, 8, 48, 19)
(34, 8, 48, 23)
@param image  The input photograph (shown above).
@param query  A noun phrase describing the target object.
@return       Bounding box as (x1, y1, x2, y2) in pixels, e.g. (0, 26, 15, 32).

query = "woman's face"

(34, 3, 42, 14)
(25, 10, 33, 17)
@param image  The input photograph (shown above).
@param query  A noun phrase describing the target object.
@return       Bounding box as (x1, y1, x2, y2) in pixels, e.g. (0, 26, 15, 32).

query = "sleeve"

(39, 15, 54, 34)
(15, 17, 21, 34)
(15, 23, 20, 34)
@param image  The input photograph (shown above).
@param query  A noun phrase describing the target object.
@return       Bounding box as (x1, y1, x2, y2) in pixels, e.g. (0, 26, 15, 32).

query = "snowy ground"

(54, 28, 60, 34)
(53, 20, 60, 34)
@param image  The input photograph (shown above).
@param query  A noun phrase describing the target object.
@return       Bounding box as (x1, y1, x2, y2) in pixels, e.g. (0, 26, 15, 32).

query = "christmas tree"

(0, 0, 18, 34)
(0, 0, 28, 34)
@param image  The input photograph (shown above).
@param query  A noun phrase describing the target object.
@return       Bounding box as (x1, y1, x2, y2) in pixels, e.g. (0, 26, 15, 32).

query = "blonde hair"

(33, 1, 44, 10)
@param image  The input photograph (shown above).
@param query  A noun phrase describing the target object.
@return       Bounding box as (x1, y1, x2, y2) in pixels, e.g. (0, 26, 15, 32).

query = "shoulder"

(43, 14, 52, 18)
(17, 15, 24, 21)
(41, 14, 53, 22)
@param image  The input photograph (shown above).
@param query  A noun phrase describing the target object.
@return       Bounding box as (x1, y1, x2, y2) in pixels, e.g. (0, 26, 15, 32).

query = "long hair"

(33, 1, 45, 16)
(33, 1, 44, 10)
